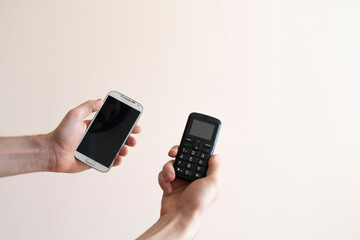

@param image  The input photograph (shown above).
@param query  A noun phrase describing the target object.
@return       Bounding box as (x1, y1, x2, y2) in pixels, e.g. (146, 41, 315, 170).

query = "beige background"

(1, 0, 360, 239)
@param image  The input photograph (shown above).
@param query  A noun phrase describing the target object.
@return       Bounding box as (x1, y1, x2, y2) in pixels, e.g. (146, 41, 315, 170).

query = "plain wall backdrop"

(1, 0, 360, 239)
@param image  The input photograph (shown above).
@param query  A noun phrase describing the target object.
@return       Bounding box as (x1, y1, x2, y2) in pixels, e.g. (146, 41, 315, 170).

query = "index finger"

(168, 145, 179, 158)
(158, 160, 176, 194)
(131, 125, 141, 134)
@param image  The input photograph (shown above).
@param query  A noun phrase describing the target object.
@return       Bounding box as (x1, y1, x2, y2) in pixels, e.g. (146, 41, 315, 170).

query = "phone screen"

(76, 96, 140, 168)
(188, 119, 215, 141)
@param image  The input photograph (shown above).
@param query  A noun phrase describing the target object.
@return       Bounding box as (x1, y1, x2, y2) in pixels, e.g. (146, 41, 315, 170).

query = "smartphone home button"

(86, 158, 95, 166)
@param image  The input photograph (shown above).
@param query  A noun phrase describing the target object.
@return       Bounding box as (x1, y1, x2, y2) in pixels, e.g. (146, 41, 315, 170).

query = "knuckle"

(208, 175, 221, 193)
(158, 171, 163, 180)
(158, 171, 165, 185)
(163, 160, 174, 172)
(68, 108, 79, 117)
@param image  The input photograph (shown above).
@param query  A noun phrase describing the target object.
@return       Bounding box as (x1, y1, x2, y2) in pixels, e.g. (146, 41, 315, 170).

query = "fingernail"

(97, 98, 102, 101)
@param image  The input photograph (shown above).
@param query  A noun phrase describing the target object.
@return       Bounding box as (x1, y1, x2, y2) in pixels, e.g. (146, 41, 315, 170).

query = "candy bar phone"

(174, 113, 221, 181)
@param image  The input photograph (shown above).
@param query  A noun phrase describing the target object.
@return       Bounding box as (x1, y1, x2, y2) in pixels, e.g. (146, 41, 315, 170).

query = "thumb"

(205, 154, 222, 185)
(70, 99, 103, 120)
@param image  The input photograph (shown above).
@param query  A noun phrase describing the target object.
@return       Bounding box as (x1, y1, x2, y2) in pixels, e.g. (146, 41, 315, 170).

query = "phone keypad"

(174, 137, 213, 181)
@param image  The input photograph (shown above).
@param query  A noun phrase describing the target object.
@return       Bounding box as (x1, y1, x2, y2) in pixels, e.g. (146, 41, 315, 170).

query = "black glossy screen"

(77, 96, 140, 167)
(188, 119, 215, 141)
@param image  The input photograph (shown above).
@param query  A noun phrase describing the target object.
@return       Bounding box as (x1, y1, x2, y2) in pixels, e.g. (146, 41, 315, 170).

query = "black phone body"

(74, 91, 143, 172)
(174, 113, 221, 181)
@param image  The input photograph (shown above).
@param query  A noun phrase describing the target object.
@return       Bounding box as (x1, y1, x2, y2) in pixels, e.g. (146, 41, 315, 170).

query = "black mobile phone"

(174, 113, 221, 181)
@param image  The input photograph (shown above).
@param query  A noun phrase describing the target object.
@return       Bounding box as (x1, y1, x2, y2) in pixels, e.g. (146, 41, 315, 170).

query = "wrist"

(21, 134, 56, 173)
(168, 212, 204, 239)
(0, 134, 56, 177)
(137, 212, 204, 240)
(40, 133, 57, 172)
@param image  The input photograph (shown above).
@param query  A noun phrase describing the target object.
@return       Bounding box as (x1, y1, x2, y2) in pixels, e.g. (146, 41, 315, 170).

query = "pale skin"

(137, 148, 221, 240)
(0, 99, 221, 239)
(0, 99, 140, 176)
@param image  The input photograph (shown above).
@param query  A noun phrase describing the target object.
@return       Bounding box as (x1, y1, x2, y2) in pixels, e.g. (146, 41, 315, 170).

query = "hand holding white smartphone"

(74, 91, 143, 172)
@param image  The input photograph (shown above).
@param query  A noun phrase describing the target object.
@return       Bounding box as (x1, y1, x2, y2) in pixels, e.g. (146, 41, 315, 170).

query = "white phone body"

(74, 91, 143, 172)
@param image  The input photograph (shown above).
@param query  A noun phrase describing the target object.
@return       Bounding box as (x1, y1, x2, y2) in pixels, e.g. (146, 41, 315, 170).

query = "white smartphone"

(74, 91, 143, 172)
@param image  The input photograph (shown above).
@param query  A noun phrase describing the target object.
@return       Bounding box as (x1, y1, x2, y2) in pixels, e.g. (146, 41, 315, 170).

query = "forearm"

(137, 213, 203, 240)
(0, 134, 54, 177)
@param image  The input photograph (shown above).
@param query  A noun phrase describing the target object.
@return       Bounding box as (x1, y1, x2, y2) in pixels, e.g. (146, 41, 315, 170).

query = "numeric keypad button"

(185, 170, 194, 176)
(195, 172, 204, 178)
(176, 160, 186, 167)
(176, 167, 185, 174)
(188, 156, 199, 164)
(178, 154, 189, 161)
(190, 150, 200, 157)
(186, 163, 196, 170)
(181, 147, 191, 154)
(196, 166, 206, 173)
(198, 159, 206, 166)
(200, 153, 210, 159)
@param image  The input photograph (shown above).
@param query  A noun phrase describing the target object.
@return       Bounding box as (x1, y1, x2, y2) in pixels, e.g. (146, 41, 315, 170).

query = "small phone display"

(174, 113, 221, 181)
(75, 91, 143, 172)
(188, 119, 215, 140)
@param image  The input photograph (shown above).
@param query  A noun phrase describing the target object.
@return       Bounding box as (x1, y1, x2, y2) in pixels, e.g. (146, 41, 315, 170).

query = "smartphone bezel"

(74, 91, 143, 173)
